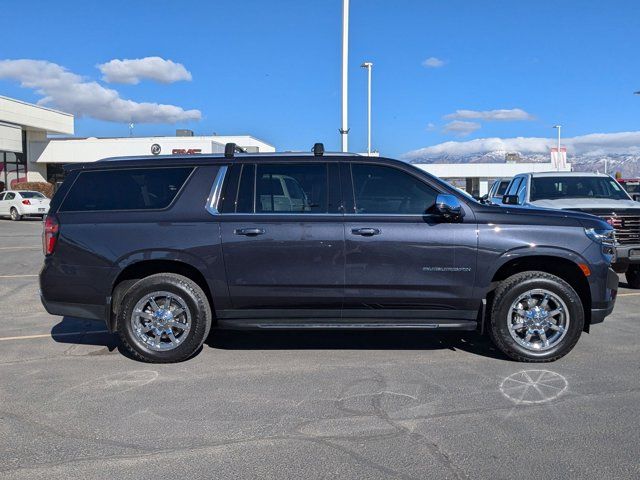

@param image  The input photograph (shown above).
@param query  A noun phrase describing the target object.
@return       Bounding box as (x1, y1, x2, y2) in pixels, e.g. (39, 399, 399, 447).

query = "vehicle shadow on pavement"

(206, 330, 510, 361)
(50, 318, 510, 361)
(51, 317, 120, 352)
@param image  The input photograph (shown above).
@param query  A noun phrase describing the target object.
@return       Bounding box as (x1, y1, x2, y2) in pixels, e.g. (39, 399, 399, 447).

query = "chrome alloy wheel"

(130, 291, 191, 352)
(507, 289, 569, 352)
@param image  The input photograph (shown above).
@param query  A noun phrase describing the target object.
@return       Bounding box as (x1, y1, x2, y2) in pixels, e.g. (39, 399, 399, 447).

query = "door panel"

(343, 162, 478, 319)
(220, 216, 344, 313)
(344, 216, 478, 316)
(218, 161, 345, 319)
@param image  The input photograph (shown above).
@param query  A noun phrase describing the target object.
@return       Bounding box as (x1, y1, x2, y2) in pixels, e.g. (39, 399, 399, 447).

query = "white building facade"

(415, 162, 572, 196)
(0, 95, 74, 189)
(30, 134, 275, 183)
(1, 95, 275, 186)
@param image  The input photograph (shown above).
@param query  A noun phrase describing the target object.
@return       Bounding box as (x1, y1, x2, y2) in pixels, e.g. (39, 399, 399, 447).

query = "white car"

(0, 190, 50, 220)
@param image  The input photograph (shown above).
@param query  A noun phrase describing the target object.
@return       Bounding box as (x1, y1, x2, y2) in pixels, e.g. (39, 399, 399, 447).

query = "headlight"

(584, 227, 615, 245)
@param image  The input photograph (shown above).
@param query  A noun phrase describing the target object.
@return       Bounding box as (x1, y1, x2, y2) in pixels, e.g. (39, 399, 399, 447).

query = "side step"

(217, 320, 477, 331)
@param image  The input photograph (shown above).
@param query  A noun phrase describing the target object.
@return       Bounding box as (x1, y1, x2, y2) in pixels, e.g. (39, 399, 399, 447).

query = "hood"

(530, 198, 640, 210)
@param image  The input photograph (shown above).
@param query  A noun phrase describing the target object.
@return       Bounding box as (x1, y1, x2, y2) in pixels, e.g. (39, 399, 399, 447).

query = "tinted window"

(530, 176, 630, 201)
(235, 164, 255, 213)
(60, 167, 192, 212)
(256, 164, 327, 213)
(20, 192, 46, 199)
(496, 180, 510, 195)
(5, 192, 15, 200)
(352, 164, 438, 215)
(0, 193, 4, 201)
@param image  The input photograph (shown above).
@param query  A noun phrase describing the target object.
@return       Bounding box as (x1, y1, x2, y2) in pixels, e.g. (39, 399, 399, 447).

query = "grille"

(600, 215, 640, 245)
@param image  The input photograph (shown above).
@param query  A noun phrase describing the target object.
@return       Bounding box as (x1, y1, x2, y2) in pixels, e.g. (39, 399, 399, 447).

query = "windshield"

(530, 176, 630, 201)
(19, 192, 46, 199)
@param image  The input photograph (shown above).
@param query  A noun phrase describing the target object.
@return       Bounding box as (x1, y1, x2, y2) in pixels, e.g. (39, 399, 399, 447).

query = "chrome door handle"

(351, 227, 380, 236)
(234, 228, 266, 236)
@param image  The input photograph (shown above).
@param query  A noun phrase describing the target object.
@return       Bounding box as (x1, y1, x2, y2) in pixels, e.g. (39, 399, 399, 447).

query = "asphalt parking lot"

(0, 219, 639, 480)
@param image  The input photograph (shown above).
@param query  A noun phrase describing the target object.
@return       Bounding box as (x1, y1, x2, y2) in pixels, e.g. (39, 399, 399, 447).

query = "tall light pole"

(553, 125, 562, 171)
(361, 62, 373, 155)
(340, 0, 349, 152)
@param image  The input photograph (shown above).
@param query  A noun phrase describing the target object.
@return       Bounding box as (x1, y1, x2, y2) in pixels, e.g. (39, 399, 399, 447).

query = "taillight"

(43, 215, 59, 255)
(22, 199, 31, 205)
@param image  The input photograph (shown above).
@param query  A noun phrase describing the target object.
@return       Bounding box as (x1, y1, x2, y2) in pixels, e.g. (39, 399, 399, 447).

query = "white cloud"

(422, 57, 445, 68)
(403, 131, 640, 159)
(444, 108, 535, 121)
(0, 59, 201, 124)
(442, 120, 481, 137)
(98, 57, 192, 84)
(425, 122, 436, 131)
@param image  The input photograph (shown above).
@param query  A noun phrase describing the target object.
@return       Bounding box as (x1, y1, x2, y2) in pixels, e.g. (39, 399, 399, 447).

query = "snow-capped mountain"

(402, 132, 640, 177)
(405, 151, 640, 177)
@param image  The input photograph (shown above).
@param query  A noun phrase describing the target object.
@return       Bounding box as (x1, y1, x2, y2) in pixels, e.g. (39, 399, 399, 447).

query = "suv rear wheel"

(625, 265, 640, 289)
(117, 273, 212, 363)
(488, 271, 584, 362)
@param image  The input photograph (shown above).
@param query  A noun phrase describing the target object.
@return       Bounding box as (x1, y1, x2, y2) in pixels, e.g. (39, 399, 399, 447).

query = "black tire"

(488, 271, 584, 362)
(10, 208, 21, 221)
(625, 265, 640, 289)
(117, 273, 212, 363)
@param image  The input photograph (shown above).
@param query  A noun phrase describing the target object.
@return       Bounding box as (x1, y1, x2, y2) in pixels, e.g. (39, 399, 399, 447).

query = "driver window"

(351, 163, 437, 215)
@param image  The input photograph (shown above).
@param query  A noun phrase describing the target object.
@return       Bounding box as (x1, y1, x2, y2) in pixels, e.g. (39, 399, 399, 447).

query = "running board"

(217, 320, 477, 331)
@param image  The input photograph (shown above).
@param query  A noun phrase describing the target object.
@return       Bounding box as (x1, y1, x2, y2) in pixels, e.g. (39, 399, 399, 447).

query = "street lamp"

(553, 125, 562, 171)
(360, 62, 373, 156)
(340, 0, 350, 152)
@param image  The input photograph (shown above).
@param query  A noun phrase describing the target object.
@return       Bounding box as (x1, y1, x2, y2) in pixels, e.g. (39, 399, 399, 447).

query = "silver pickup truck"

(502, 171, 640, 288)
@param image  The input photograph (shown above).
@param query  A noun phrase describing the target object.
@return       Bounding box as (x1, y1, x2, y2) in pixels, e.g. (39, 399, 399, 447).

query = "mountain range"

(404, 151, 640, 178)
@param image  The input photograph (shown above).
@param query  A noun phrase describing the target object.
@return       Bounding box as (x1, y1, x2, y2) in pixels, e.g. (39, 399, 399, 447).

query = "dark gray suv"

(40, 145, 619, 363)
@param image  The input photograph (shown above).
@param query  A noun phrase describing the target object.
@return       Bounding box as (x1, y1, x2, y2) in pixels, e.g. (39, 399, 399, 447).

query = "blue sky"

(1, 0, 639, 157)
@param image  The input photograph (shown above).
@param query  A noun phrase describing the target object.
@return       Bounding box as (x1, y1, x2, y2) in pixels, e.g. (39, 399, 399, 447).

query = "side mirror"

(502, 195, 520, 205)
(479, 194, 489, 203)
(435, 194, 464, 221)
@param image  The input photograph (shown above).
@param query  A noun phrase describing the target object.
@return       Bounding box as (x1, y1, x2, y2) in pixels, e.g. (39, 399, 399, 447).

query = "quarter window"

(351, 164, 438, 215)
(60, 167, 192, 212)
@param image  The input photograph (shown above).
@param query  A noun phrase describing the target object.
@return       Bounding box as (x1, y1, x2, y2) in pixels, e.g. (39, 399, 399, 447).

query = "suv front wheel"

(117, 273, 212, 363)
(488, 271, 584, 362)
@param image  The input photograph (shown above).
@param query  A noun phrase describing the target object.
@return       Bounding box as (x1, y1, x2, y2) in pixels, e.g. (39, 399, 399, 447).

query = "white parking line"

(0, 274, 38, 278)
(618, 292, 640, 297)
(0, 246, 40, 250)
(0, 330, 110, 342)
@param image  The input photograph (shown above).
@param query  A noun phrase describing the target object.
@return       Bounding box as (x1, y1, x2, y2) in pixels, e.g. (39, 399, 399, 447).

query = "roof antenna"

(225, 143, 236, 158)
(313, 143, 324, 156)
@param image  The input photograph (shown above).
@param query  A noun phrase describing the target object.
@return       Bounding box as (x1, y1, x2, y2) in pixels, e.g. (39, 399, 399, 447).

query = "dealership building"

(0, 95, 275, 188)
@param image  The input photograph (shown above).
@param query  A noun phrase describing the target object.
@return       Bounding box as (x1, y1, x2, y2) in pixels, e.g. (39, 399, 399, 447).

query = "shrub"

(10, 182, 55, 198)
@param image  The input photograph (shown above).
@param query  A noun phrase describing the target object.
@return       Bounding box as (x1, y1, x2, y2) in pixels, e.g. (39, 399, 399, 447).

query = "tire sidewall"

(118, 275, 210, 362)
(491, 275, 584, 361)
(625, 265, 640, 289)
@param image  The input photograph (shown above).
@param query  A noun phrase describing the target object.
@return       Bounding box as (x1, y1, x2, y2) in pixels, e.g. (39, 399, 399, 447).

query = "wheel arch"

(109, 258, 214, 332)
(483, 253, 592, 332)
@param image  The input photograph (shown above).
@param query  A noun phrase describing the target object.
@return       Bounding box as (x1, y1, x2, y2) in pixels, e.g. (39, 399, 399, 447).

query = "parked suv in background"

(0, 190, 50, 220)
(502, 172, 640, 288)
(40, 146, 618, 363)
(482, 177, 511, 204)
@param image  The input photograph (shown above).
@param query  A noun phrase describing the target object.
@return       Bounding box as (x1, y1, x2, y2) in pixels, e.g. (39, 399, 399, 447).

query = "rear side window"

(60, 167, 192, 212)
(256, 164, 327, 213)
